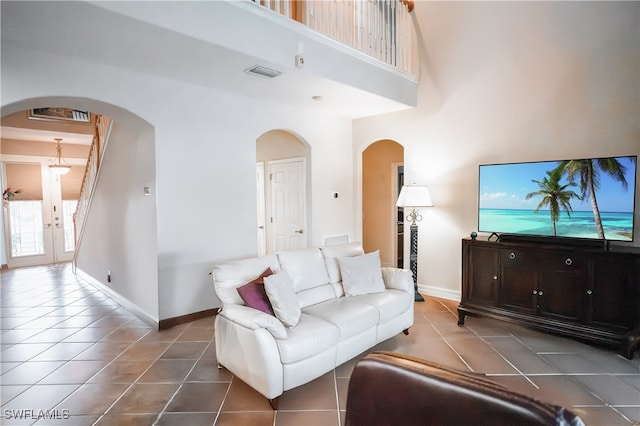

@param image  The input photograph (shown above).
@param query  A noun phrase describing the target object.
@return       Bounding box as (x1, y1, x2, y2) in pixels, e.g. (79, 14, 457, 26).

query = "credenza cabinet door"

(466, 245, 499, 306)
(499, 248, 539, 315)
(588, 254, 634, 331)
(537, 252, 587, 323)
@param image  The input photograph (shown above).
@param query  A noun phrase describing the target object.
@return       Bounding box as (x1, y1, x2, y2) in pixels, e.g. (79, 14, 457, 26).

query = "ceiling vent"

(244, 65, 282, 79)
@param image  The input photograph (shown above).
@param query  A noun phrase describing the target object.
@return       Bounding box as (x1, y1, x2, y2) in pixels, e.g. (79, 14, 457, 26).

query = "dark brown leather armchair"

(345, 352, 584, 426)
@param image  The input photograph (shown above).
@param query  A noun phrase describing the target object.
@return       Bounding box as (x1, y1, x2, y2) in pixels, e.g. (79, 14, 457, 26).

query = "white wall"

(354, 1, 640, 300)
(75, 112, 159, 322)
(1, 39, 355, 321)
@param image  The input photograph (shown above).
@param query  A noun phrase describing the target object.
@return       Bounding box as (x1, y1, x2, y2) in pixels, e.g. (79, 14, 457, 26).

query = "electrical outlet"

(295, 54, 305, 68)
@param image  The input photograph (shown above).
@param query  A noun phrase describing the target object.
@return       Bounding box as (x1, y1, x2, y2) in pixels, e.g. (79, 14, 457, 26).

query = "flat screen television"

(478, 156, 637, 242)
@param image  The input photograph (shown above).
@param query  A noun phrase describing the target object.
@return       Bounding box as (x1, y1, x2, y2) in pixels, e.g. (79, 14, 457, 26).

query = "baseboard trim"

(75, 268, 159, 329)
(419, 284, 460, 302)
(159, 309, 218, 331)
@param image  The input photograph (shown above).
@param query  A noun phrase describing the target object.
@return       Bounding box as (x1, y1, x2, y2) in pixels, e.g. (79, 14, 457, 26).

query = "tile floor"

(1, 263, 639, 425)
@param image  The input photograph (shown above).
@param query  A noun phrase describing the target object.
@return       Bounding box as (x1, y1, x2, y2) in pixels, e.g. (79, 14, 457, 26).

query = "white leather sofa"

(211, 243, 414, 408)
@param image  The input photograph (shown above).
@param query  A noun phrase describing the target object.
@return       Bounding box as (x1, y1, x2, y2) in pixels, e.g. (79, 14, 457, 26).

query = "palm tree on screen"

(526, 168, 582, 236)
(553, 157, 633, 239)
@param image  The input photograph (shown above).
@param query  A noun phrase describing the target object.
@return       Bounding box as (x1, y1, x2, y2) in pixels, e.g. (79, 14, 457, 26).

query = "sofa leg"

(269, 396, 280, 410)
(403, 328, 410, 335)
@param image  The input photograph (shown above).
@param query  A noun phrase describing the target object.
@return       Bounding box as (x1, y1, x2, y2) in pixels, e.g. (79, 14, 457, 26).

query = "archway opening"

(362, 139, 404, 268)
(256, 129, 310, 255)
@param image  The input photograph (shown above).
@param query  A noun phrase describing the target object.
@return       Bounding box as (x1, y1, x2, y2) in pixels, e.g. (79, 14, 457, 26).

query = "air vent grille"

(244, 65, 282, 79)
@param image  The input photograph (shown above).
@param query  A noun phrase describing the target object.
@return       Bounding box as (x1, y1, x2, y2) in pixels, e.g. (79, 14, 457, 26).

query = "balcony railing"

(255, 0, 417, 76)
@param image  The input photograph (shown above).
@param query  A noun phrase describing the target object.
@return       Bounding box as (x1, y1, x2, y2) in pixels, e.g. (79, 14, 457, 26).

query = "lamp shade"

(396, 185, 433, 208)
(49, 165, 71, 175)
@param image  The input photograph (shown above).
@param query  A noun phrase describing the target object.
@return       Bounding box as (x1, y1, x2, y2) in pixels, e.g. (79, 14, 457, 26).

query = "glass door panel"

(8, 200, 45, 257)
(62, 200, 78, 252)
(4, 162, 54, 267)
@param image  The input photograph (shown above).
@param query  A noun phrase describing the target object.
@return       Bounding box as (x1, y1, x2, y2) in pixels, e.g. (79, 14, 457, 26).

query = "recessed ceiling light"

(312, 95, 324, 102)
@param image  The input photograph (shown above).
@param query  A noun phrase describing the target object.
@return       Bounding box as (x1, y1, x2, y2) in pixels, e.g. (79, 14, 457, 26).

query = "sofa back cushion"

(212, 254, 281, 305)
(320, 243, 365, 284)
(339, 251, 386, 296)
(277, 248, 330, 292)
(277, 247, 335, 308)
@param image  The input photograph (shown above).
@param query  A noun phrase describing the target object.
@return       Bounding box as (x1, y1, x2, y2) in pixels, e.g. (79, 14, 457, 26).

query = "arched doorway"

(1, 108, 98, 268)
(362, 139, 404, 268)
(256, 129, 310, 255)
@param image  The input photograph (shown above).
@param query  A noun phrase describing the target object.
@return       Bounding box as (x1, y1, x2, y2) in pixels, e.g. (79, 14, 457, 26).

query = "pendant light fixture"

(49, 138, 71, 175)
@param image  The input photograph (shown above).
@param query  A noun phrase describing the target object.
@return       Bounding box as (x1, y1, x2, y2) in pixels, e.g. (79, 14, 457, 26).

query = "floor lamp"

(396, 184, 433, 302)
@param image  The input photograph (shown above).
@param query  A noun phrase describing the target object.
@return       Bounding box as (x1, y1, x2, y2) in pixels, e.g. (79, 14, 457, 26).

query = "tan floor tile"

(58, 383, 130, 415)
(216, 411, 275, 426)
(1, 361, 65, 385)
(137, 359, 195, 383)
(107, 383, 179, 414)
(165, 382, 229, 412)
(156, 412, 218, 425)
(277, 372, 337, 411)
(220, 378, 271, 411)
(275, 410, 340, 426)
(87, 359, 153, 384)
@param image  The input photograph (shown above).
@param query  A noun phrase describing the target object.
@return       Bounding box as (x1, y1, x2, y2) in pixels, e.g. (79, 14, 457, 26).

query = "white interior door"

(268, 158, 306, 252)
(4, 162, 78, 267)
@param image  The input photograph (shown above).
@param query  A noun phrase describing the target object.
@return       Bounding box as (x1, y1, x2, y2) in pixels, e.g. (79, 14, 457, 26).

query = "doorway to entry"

(3, 161, 82, 268)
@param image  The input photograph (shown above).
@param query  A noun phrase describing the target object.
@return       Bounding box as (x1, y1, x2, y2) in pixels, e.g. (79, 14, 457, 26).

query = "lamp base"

(409, 223, 424, 302)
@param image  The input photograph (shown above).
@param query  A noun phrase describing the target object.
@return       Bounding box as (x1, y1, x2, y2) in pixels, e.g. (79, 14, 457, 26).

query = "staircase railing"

(72, 115, 112, 269)
(255, 0, 417, 76)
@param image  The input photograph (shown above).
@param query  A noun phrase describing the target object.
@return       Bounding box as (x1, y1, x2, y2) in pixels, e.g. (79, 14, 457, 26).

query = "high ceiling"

(1, 1, 418, 122)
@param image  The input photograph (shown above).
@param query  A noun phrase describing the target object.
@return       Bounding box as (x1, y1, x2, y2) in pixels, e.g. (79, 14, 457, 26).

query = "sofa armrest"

(220, 304, 287, 339)
(381, 267, 413, 293)
(346, 352, 585, 426)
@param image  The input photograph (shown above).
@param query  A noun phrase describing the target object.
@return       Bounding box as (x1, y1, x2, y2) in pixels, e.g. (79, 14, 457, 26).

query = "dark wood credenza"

(458, 236, 640, 359)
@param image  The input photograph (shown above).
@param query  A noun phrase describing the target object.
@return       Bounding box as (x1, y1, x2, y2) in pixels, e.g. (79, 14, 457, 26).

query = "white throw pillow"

(263, 271, 301, 327)
(338, 250, 386, 296)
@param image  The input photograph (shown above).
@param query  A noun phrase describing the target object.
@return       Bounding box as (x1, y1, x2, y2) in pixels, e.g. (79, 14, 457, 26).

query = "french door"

(4, 161, 78, 268)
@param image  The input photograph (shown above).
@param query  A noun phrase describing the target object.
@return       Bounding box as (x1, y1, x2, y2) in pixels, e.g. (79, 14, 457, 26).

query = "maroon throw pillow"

(236, 268, 275, 316)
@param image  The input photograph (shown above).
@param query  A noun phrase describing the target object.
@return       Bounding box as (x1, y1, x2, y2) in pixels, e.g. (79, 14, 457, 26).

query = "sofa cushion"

(296, 284, 338, 309)
(352, 290, 413, 323)
(339, 251, 386, 296)
(264, 271, 301, 328)
(277, 248, 330, 292)
(212, 254, 280, 305)
(236, 268, 275, 316)
(321, 242, 365, 284)
(303, 298, 379, 339)
(276, 314, 339, 364)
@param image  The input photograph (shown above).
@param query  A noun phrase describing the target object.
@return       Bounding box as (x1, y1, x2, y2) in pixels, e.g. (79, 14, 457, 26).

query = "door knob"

(45, 223, 52, 228)
(294, 229, 304, 234)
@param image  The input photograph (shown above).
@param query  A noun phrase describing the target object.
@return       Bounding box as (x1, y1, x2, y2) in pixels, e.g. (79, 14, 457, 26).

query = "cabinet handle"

(587, 289, 593, 295)
(493, 275, 498, 280)
(565, 258, 573, 266)
(532, 290, 538, 295)
(538, 290, 544, 296)
(509, 252, 516, 260)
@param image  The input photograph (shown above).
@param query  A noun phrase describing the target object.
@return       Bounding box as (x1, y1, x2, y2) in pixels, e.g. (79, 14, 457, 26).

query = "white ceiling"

(1, 127, 94, 145)
(1, 1, 417, 121)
